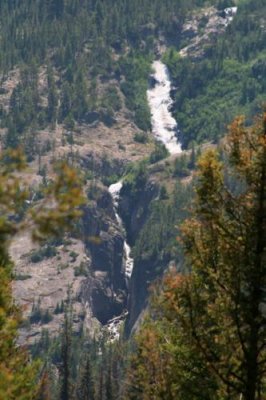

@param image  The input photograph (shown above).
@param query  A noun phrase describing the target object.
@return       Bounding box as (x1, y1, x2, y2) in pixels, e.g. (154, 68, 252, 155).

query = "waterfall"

(108, 181, 134, 279)
(106, 60, 181, 339)
(106, 7, 239, 338)
(224, 7, 238, 25)
(147, 60, 182, 155)
(108, 61, 181, 282)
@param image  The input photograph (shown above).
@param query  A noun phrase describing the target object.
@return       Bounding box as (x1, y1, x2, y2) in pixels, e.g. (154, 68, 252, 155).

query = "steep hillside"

(0, 0, 213, 345)
(0, 0, 265, 398)
(0, 0, 264, 362)
(164, 0, 266, 147)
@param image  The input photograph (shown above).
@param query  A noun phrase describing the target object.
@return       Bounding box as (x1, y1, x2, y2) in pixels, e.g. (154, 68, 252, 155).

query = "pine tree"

(59, 298, 73, 400)
(177, 113, 266, 399)
(76, 356, 95, 400)
(125, 112, 266, 400)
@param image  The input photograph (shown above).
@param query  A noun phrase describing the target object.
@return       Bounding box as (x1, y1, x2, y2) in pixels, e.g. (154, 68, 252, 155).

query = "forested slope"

(164, 0, 266, 147)
(0, 0, 208, 148)
(0, 0, 265, 398)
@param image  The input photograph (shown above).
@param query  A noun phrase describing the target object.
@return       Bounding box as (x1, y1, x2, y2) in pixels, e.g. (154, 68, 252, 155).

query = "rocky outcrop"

(12, 184, 128, 343)
(125, 255, 168, 335)
(11, 234, 89, 345)
(179, 6, 238, 60)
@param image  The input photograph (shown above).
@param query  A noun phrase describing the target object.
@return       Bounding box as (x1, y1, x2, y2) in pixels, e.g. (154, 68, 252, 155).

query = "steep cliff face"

(117, 151, 195, 335)
(118, 172, 172, 335)
(119, 179, 160, 245)
(81, 187, 127, 324)
(126, 253, 168, 335)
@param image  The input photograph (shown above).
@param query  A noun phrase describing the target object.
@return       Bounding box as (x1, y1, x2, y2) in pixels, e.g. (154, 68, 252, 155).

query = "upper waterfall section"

(147, 60, 182, 155)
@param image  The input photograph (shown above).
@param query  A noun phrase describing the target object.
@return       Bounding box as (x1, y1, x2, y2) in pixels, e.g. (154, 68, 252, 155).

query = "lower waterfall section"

(108, 181, 134, 280)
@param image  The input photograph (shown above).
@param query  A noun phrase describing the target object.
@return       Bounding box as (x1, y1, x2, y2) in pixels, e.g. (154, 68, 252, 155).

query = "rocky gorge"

(10, 4, 240, 345)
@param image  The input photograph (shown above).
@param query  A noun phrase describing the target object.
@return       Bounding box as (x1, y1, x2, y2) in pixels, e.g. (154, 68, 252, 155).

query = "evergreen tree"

(59, 299, 73, 400)
(76, 356, 95, 400)
(177, 113, 266, 399)
(125, 112, 266, 399)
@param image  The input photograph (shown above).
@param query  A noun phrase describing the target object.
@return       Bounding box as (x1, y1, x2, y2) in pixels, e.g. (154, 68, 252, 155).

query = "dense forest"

(0, 0, 265, 399)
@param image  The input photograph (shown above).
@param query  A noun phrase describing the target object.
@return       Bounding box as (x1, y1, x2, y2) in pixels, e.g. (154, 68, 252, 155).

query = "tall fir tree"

(60, 296, 73, 400)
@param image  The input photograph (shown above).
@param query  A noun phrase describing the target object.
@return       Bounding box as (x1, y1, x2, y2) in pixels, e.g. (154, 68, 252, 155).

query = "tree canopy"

(124, 112, 266, 400)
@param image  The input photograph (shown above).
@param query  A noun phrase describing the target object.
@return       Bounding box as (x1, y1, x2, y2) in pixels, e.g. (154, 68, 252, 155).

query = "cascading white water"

(147, 60, 182, 155)
(224, 7, 238, 25)
(108, 61, 181, 283)
(108, 181, 134, 279)
(106, 7, 239, 340)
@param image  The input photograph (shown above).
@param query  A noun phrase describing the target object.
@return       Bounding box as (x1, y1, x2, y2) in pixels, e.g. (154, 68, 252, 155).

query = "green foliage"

(217, 0, 235, 10)
(120, 53, 152, 130)
(133, 181, 193, 263)
(101, 85, 122, 113)
(164, 0, 266, 147)
(14, 273, 32, 281)
(125, 112, 266, 400)
(0, 0, 207, 142)
(30, 245, 57, 263)
(74, 262, 89, 277)
(54, 301, 65, 315)
(102, 174, 120, 187)
(69, 251, 78, 263)
(122, 161, 148, 196)
(134, 132, 149, 144)
(173, 154, 190, 177)
(47, 65, 58, 124)
(76, 357, 95, 400)
(149, 142, 169, 164)
(30, 300, 53, 325)
(159, 185, 168, 200)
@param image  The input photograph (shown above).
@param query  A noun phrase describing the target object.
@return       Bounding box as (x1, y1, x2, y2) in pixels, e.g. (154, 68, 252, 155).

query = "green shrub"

(30, 300, 53, 324)
(30, 245, 57, 263)
(134, 132, 149, 143)
(74, 262, 88, 277)
(14, 274, 32, 280)
(69, 251, 78, 263)
(149, 142, 169, 164)
(173, 155, 190, 178)
(54, 301, 65, 314)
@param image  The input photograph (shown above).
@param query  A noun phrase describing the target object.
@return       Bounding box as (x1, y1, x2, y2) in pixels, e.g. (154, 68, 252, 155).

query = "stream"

(108, 181, 134, 280)
(106, 6, 239, 339)
(107, 60, 180, 339)
(109, 60, 180, 282)
(147, 60, 182, 155)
